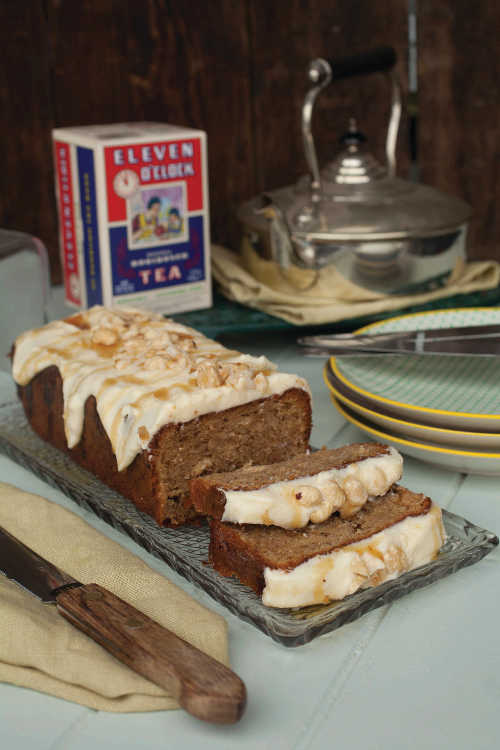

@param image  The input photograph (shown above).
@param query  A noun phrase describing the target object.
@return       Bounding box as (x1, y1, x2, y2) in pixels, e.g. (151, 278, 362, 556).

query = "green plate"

(331, 307, 500, 432)
(333, 396, 500, 476)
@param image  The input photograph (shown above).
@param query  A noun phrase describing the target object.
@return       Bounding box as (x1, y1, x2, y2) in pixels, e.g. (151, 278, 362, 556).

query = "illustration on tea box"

(127, 182, 187, 249)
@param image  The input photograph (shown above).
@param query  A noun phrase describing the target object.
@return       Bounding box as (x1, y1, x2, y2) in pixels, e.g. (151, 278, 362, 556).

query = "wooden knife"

(0, 525, 246, 724)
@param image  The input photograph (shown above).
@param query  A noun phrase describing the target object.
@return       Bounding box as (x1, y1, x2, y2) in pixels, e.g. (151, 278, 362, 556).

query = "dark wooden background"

(1, 0, 499, 282)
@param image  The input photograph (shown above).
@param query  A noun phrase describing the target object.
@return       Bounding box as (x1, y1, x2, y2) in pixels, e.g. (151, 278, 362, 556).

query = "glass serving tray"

(0, 399, 497, 647)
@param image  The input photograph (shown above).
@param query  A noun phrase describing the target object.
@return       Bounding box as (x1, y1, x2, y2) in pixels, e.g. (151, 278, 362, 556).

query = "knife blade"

(298, 323, 500, 356)
(0, 525, 246, 724)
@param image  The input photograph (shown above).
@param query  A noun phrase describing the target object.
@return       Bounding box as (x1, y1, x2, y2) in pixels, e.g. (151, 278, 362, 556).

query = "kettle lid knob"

(339, 118, 367, 148)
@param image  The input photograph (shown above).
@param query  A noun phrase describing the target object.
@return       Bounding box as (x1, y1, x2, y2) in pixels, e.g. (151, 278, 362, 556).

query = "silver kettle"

(238, 47, 471, 292)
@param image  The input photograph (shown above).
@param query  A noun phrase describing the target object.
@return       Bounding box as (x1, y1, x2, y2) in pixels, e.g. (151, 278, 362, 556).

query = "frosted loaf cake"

(12, 306, 312, 525)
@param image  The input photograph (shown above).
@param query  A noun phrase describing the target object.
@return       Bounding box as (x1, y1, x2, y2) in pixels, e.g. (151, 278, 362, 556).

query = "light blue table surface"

(0, 289, 499, 750)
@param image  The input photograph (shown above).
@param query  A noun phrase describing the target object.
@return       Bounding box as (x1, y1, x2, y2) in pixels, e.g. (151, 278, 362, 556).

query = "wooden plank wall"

(1, 0, 498, 283)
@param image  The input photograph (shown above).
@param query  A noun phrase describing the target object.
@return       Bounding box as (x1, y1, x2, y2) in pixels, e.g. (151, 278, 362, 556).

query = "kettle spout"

(254, 195, 294, 271)
(254, 195, 319, 291)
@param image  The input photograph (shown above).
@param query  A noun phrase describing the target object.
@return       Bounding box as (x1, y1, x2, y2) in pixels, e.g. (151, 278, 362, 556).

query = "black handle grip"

(326, 46, 396, 81)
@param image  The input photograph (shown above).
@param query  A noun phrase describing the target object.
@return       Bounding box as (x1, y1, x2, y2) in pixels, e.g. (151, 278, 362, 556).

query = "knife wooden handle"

(55, 583, 246, 724)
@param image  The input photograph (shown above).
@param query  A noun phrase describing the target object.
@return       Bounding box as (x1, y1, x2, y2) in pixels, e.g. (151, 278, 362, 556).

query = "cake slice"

(209, 486, 445, 608)
(189, 444, 403, 529)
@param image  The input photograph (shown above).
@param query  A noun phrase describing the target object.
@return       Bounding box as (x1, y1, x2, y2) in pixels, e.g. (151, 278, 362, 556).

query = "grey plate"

(0, 399, 497, 647)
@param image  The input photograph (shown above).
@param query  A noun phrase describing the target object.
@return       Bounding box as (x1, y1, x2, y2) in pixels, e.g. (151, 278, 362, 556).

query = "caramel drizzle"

(85, 340, 121, 359)
(106, 378, 198, 451)
(14, 309, 289, 468)
(15, 336, 79, 384)
(132, 379, 198, 408)
(98, 375, 144, 393)
(138, 425, 150, 442)
(364, 544, 385, 562)
(63, 363, 120, 429)
(312, 558, 335, 604)
(16, 326, 125, 383)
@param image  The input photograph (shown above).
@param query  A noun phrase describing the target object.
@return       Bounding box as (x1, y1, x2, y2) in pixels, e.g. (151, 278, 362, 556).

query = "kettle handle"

(302, 46, 402, 192)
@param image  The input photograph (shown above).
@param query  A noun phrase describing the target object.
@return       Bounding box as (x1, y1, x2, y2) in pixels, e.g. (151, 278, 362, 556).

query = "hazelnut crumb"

(92, 327, 118, 346)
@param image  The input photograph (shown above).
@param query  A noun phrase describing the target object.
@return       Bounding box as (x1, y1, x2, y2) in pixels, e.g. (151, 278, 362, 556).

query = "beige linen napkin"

(211, 241, 500, 325)
(0, 482, 228, 712)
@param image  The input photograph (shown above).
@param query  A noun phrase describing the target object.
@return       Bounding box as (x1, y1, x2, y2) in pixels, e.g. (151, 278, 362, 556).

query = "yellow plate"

(331, 307, 500, 432)
(331, 395, 500, 476)
(324, 362, 500, 451)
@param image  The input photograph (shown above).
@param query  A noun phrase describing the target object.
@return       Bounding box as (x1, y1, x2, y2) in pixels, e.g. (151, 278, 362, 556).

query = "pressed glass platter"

(0, 399, 497, 647)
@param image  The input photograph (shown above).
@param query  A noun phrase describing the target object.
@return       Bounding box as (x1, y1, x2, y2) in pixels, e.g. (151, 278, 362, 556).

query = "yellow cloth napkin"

(211, 241, 500, 325)
(0, 482, 229, 712)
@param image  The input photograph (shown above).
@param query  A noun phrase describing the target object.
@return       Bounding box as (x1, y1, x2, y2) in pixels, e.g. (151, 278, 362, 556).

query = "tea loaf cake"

(209, 486, 445, 607)
(12, 306, 312, 525)
(189, 443, 402, 528)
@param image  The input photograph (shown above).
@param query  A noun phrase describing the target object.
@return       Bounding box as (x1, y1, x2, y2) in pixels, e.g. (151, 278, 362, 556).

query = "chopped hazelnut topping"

(352, 557, 370, 583)
(166, 344, 181, 360)
(114, 357, 130, 371)
(384, 544, 408, 574)
(367, 466, 388, 495)
(122, 324, 140, 340)
(92, 327, 118, 346)
(253, 372, 268, 392)
(321, 479, 345, 511)
(368, 568, 386, 587)
(178, 337, 197, 351)
(197, 361, 222, 388)
(310, 496, 336, 523)
(151, 338, 165, 350)
(340, 476, 369, 519)
(144, 355, 167, 371)
(123, 337, 143, 352)
(220, 362, 252, 390)
(217, 364, 231, 383)
(103, 312, 127, 330)
(294, 485, 322, 507)
(148, 331, 171, 348)
(65, 313, 90, 330)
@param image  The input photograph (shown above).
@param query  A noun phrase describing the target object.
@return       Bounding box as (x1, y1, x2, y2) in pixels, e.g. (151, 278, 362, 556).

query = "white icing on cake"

(221, 448, 403, 528)
(12, 306, 310, 470)
(262, 502, 445, 608)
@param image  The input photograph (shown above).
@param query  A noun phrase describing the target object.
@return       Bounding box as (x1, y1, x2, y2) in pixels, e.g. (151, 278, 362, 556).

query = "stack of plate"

(324, 307, 500, 475)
